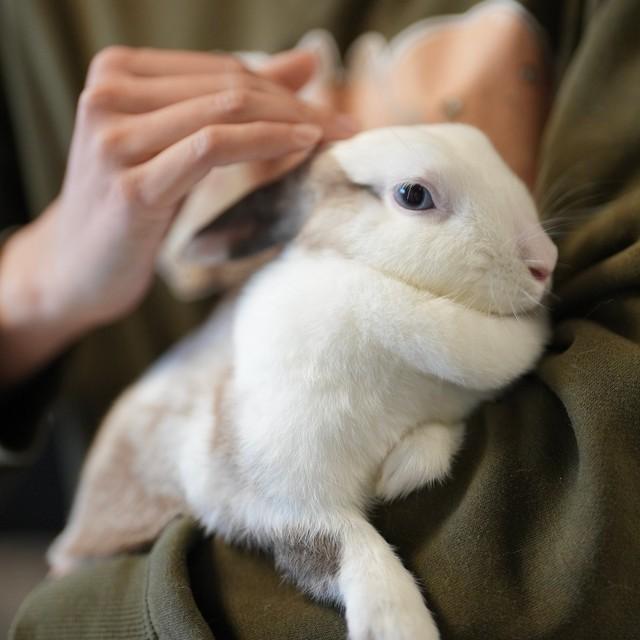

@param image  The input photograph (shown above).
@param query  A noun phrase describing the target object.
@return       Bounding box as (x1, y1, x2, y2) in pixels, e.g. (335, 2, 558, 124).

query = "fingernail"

(292, 124, 323, 147)
(335, 114, 360, 134)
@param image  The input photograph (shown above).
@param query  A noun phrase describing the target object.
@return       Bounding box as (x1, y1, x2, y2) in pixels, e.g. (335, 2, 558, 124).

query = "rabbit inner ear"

(183, 219, 259, 265)
(183, 166, 309, 266)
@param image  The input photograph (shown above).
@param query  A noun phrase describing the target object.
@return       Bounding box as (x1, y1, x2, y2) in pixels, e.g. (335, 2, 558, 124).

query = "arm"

(0, 46, 356, 386)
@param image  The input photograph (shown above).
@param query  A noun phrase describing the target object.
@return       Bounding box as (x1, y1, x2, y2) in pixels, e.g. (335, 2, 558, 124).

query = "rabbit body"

(50, 125, 557, 640)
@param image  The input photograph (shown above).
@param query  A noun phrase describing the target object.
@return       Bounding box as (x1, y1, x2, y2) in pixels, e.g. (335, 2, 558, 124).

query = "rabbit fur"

(49, 124, 557, 640)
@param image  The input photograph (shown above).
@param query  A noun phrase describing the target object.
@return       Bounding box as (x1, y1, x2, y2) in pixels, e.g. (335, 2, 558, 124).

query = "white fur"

(50, 125, 557, 640)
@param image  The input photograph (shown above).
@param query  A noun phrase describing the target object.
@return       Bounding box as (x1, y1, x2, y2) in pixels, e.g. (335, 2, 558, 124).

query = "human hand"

(0, 46, 355, 383)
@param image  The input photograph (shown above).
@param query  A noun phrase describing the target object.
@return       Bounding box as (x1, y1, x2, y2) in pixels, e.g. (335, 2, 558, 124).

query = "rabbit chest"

(224, 249, 487, 508)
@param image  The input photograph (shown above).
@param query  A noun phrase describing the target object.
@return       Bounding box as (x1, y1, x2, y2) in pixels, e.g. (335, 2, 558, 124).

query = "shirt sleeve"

(0, 66, 62, 465)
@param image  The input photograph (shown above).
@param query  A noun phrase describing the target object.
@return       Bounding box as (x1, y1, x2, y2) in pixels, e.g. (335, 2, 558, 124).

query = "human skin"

(0, 47, 357, 385)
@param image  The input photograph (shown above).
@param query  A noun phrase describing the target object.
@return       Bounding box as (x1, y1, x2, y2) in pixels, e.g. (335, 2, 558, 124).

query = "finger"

(123, 123, 323, 208)
(259, 49, 317, 91)
(89, 46, 246, 81)
(115, 90, 357, 163)
(246, 148, 316, 189)
(88, 72, 292, 114)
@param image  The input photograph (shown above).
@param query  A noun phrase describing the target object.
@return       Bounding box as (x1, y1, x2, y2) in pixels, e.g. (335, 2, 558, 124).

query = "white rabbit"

(48, 124, 557, 640)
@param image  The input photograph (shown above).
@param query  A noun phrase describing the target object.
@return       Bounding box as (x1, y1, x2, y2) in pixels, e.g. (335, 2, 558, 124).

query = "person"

(2, 1, 639, 638)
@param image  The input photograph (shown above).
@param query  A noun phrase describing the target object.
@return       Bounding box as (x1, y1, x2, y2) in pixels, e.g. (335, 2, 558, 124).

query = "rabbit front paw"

(375, 423, 464, 501)
(346, 585, 440, 640)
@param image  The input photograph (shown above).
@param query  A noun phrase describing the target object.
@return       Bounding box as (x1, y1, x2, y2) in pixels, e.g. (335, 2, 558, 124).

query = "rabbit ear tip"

(46, 540, 77, 577)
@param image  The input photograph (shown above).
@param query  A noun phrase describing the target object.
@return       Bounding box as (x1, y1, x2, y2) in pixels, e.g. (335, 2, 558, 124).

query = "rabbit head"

(296, 124, 557, 315)
(181, 124, 556, 315)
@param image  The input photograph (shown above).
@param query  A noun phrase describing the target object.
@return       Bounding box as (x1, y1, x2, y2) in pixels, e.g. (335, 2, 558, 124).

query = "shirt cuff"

(0, 225, 61, 466)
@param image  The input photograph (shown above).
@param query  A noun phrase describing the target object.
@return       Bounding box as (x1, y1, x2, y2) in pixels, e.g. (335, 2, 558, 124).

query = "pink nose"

(529, 266, 551, 282)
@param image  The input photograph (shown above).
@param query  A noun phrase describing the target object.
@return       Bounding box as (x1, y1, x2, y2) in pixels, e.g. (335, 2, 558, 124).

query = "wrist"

(2, 216, 72, 327)
(0, 214, 89, 384)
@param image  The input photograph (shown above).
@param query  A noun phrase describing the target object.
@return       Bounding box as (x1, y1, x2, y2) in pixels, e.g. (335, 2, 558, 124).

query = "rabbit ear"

(47, 418, 185, 576)
(184, 165, 309, 264)
(158, 157, 311, 300)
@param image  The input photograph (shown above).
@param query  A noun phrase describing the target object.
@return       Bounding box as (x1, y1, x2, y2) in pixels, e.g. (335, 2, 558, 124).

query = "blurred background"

(5, 341, 116, 640)
(0, 432, 67, 635)
(0, 395, 97, 635)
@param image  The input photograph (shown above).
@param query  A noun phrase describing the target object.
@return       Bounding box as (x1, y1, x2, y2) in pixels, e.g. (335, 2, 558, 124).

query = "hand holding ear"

(0, 46, 356, 384)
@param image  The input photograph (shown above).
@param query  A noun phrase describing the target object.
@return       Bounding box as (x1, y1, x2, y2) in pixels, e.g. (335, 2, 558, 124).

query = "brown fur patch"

(210, 365, 234, 455)
(272, 529, 342, 602)
(52, 428, 184, 568)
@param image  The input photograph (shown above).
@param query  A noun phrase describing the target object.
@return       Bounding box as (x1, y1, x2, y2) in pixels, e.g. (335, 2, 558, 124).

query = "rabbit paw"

(346, 582, 440, 640)
(375, 423, 464, 501)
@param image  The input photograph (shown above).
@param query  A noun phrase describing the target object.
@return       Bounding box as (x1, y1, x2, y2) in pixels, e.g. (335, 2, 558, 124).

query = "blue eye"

(393, 182, 435, 211)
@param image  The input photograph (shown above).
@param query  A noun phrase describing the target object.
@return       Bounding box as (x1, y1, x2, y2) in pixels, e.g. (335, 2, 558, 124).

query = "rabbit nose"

(520, 227, 558, 282)
(529, 266, 551, 282)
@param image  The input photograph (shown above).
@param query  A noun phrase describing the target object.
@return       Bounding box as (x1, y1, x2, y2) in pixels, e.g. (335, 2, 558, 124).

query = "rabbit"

(48, 124, 558, 640)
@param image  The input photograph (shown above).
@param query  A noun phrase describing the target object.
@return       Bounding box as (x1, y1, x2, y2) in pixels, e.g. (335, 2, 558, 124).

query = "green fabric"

(11, 518, 214, 640)
(3, 0, 640, 638)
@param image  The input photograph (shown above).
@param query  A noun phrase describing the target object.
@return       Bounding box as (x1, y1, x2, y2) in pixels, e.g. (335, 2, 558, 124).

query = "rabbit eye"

(393, 182, 435, 211)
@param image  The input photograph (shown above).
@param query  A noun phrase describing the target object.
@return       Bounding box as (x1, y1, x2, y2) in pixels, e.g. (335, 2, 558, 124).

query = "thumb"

(259, 49, 317, 91)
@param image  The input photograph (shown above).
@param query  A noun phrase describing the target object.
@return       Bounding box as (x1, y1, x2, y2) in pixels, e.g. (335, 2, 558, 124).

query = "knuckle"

(89, 45, 132, 78)
(219, 54, 244, 72)
(225, 72, 252, 90)
(216, 88, 251, 116)
(115, 171, 145, 207)
(192, 126, 220, 160)
(94, 125, 127, 158)
(78, 82, 119, 112)
(78, 87, 100, 114)
(307, 103, 331, 124)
